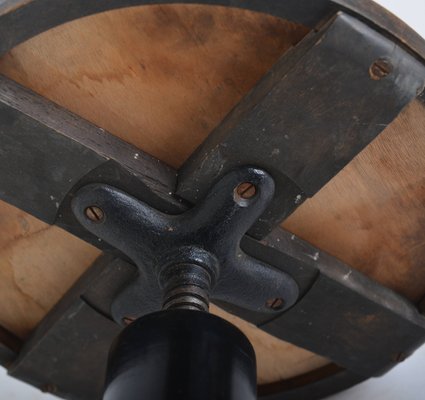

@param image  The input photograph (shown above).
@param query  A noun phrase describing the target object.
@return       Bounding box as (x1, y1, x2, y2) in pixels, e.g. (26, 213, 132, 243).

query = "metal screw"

(41, 384, 58, 394)
(236, 182, 257, 199)
(266, 298, 285, 311)
(122, 316, 136, 326)
(84, 205, 105, 223)
(369, 58, 393, 80)
(392, 352, 408, 363)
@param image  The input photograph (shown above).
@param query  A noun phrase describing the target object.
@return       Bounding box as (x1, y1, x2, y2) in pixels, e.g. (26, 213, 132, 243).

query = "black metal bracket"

(71, 167, 299, 322)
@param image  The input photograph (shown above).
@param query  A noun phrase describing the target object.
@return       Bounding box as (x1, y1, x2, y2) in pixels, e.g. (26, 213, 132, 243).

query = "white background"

(1, 0, 424, 398)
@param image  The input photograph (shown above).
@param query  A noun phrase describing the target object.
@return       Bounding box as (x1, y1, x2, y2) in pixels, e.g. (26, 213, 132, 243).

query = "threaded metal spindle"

(160, 263, 213, 312)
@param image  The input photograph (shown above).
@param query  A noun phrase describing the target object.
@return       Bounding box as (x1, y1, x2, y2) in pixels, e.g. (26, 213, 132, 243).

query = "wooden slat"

(177, 13, 425, 237)
(0, 4, 308, 168)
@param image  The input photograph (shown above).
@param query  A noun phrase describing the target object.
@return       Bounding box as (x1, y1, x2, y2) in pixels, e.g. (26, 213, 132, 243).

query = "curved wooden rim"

(1, 0, 425, 58)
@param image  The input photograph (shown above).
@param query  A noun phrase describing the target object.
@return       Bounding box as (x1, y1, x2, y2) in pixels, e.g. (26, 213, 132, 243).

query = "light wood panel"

(0, 4, 327, 385)
(212, 305, 329, 384)
(284, 100, 425, 302)
(0, 201, 100, 337)
(0, 4, 308, 168)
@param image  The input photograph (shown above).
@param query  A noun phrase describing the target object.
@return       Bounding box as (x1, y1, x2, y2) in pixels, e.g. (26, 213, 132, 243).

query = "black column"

(104, 310, 257, 400)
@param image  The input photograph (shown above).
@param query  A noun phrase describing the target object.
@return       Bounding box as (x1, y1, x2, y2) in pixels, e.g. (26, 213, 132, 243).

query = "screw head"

(84, 206, 105, 223)
(234, 182, 257, 206)
(369, 58, 393, 80)
(392, 352, 408, 363)
(236, 182, 257, 199)
(41, 384, 58, 394)
(266, 298, 285, 311)
(122, 316, 136, 326)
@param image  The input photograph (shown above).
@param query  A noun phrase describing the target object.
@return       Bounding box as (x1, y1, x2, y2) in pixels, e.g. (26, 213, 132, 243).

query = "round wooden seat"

(0, 2, 424, 397)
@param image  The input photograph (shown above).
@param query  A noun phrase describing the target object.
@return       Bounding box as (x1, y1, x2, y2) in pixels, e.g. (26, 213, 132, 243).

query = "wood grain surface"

(0, 4, 308, 167)
(0, 2, 424, 386)
(0, 201, 100, 337)
(283, 100, 425, 302)
(0, 5, 328, 384)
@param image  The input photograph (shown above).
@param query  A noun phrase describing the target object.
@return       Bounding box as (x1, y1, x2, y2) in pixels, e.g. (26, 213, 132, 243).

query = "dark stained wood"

(258, 229, 425, 376)
(0, 324, 21, 366)
(4, 254, 341, 399)
(10, 229, 425, 398)
(177, 13, 425, 237)
(0, 4, 308, 337)
(0, 5, 309, 168)
(2, 0, 423, 60)
(0, 74, 180, 224)
(335, 0, 425, 61)
(283, 100, 425, 302)
(0, 6, 328, 384)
